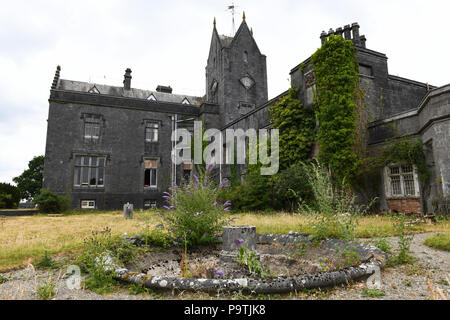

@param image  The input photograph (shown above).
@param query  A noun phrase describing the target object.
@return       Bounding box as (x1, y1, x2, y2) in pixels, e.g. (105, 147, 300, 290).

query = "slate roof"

(57, 79, 203, 106)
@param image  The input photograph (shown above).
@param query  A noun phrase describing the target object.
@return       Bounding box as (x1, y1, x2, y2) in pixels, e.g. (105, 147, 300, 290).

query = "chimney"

(343, 25, 352, 40)
(351, 23, 361, 45)
(360, 35, 367, 48)
(335, 27, 343, 37)
(156, 85, 173, 94)
(51, 65, 61, 90)
(123, 68, 132, 90)
(320, 30, 327, 44)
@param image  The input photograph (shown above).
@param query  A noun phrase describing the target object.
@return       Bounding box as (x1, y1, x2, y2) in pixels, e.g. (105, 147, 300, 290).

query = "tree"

(0, 183, 21, 209)
(13, 155, 44, 200)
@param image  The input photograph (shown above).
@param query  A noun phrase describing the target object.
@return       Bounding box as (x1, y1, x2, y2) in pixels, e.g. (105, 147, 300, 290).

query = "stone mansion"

(43, 15, 449, 214)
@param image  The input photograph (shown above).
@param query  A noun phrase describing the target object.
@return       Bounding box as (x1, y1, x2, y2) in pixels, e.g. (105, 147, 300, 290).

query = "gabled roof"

(57, 79, 203, 106)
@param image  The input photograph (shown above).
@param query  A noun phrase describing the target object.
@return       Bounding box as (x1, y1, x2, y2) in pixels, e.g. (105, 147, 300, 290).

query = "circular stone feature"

(222, 226, 257, 252)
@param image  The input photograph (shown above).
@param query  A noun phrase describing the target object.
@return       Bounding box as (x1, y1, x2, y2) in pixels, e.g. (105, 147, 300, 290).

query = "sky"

(0, 0, 449, 184)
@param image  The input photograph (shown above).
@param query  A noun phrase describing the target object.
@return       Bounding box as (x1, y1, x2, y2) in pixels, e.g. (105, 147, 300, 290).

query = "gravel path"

(0, 232, 448, 300)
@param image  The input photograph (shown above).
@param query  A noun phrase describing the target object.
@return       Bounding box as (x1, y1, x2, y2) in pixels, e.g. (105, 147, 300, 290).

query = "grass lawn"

(0, 210, 449, 272)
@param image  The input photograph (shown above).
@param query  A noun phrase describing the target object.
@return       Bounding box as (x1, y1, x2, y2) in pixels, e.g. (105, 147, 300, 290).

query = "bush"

(33, 189, 70, 213)
(160, 166, 231, 247)
(0, 183, 21, 209)
(78, 227, 136, 294)
(300, 162, 374, 240)
(272, 163, 315, 211)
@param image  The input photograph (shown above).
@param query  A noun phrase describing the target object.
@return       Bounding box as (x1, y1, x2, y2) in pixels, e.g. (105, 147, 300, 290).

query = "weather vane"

(227, 2, 237, 36)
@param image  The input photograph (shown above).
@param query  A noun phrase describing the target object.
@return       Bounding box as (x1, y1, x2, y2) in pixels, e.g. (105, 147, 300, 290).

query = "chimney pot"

(123, 68, 132, 90)
(343, 25, 352, 40)
(156, 85, 173, 94)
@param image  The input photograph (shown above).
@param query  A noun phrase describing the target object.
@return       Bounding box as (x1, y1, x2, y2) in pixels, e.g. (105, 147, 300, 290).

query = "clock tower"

(205, 14, 268, 127)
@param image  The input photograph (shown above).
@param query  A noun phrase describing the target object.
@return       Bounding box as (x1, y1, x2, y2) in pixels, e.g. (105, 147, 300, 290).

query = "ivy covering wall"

(311, 34, 361, 183)
(269, 87, 315, 170)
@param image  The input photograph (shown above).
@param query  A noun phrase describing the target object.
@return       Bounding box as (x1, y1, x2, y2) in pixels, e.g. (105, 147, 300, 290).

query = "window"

(88, 86, 100, 94)
(84, 116, 101, 141)
(147, 94, 157, 101)
(144, 200, 157, 209)
(74, 156, 106, 187)
(81, 200, 96, 209)
(144, 159, 158, 188)
(183, 162, 192, 182)
(243, 51, 248, 63)
(182, 98, 191, 105)
(145, 122, 159, 142)
(386, 164, 418, 197)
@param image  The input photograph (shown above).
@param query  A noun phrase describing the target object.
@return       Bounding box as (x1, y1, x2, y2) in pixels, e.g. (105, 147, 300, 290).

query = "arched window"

(243, 51, 248, 63)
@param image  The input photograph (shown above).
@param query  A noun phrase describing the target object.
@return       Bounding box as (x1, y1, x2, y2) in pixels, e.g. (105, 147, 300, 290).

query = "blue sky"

(0, 0, 449, 184)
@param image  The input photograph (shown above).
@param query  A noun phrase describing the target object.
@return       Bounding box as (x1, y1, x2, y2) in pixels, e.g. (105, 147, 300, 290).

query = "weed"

(0, 274, 9, 284)
(128, 283, 152, 295)
(424, 233, 450, 252)
(35, 251, 59, 269)
(362, 288, 385, 298)
(36, 279, 56, 300)
(388, 216, 415, 266)
(373, 237, 391, 254)
(236, 246, 270, 278)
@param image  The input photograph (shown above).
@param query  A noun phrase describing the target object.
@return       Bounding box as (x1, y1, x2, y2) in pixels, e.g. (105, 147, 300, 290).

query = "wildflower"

(214, 232, 222, 238)
(224, 207, 231, 212)
(223, 201, 231, 207)
(193, 174, 199, 183)
(213, 201, 218, 207)
(215, 270, 224, 277)
(234, 239, 244, 247)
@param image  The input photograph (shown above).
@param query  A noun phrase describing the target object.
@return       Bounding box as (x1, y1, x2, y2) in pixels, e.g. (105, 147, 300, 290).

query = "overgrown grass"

(0, 210, 449, 272)
(0, 210, 160, 272)
(424, 233, 450, 252)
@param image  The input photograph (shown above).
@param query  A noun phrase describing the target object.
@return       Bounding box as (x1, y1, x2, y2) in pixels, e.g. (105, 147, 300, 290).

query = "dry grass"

(0, 210, 160, 272)
(1, 210, 449, 272)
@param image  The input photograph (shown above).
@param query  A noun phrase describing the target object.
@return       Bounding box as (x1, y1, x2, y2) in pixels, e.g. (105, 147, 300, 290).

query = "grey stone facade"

(43, 18, 449, 213)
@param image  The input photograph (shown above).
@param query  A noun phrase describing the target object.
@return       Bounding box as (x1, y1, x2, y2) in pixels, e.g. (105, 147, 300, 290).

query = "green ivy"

(311, 34, 361, 183)
(269, 87, 316, 170)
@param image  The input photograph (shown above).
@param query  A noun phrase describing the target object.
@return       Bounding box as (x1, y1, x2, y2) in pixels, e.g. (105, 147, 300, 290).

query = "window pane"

(83, 157, 90, 166)
(92, 125, 100, 139)
(90, 168, 97, 186)
(81, 167, 89, 184)
(144, 169, 150, 186)
(75, 156, 82, 165)
(403, 174, 415, 195)
(99, 158, 105, 167)
(91, 157, 98, 167)
(401, 165, 413, 174)
(391, 176, 401, 195)
(390, 167, 400, 175)
(74, 167, 81, 186)
(84, 124, 92, 138)
(151, 169, 157, 186)
(98, 168, 104, 186)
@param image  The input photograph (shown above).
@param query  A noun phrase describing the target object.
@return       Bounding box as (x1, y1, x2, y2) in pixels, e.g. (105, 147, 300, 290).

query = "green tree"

(13, 155, 44, 200)
(0, 183, 21, 209)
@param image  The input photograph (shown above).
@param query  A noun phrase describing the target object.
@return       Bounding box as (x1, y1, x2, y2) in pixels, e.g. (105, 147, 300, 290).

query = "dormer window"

(182, 98, 191, 105)
(88, 86, 100, 94)
(147, 94, 157, 101)
(243, 51, 248, 63)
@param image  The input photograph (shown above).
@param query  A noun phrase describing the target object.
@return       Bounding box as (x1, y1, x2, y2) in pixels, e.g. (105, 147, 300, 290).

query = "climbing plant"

(269, 87, 316, 170)
(311, 34, 361, 184)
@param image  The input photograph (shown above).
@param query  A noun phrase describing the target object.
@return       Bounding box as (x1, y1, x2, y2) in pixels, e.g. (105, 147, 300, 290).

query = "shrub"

(388, 216, 415, 266)
(272, 163, 315, 211)
(300, 162, 374, 240)
(160, 166, 231, 247)
(78, 227, 135, 294)
(33, 189, 70, 213)
(0, 183, 21, 209)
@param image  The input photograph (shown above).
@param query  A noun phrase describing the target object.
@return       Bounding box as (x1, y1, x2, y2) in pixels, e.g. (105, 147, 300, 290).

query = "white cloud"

(0, 0, 449, 183)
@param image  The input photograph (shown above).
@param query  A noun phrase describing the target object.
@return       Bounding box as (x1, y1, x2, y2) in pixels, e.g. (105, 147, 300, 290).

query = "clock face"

(240, 76, 254, 90)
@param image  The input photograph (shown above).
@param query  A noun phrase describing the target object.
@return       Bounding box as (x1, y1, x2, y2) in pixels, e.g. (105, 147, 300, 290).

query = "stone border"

(114, 232, 388, 294)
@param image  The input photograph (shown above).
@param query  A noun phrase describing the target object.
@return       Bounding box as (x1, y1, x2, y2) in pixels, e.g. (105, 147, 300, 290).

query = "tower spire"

(213, 17, 216, 28)
(243, 11, 246, 23)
